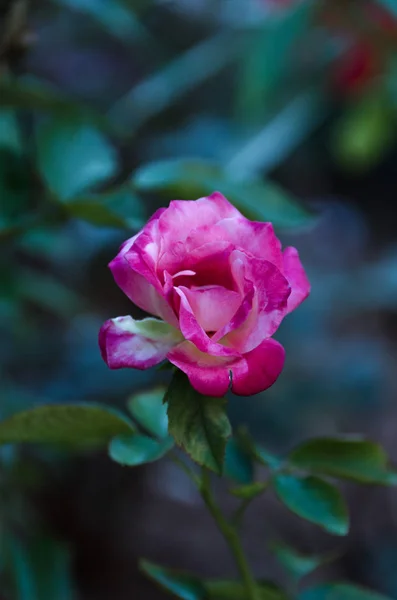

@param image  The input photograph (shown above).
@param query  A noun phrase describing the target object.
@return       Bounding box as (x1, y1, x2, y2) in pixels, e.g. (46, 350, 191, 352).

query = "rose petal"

(283, 246, 311, 313)
(230, 338, 285, 396)
(178, 285, 241, 332)
(167, 338, 285, 397)
(99, 316, 183, 369)
(167, 341, 234, 396)
(157, 193, 240, 272)
(175, 288, 239, 358)
(158, 192, 240, 244)
(109, 215, 178, 326)
(213, 219, 284, 269)
(218, 251, 290, 352)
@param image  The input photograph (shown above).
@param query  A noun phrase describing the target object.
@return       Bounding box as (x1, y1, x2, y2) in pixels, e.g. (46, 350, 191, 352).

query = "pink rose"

(99, 192, 310, 396)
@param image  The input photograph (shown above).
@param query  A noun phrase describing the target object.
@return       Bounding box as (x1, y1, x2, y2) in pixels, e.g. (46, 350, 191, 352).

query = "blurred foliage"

(1, 0, 397, 598)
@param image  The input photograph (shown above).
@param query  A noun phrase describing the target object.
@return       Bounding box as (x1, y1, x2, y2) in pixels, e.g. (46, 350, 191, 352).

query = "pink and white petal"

(181, 242, 236, 289)
(243, 253, 290, 338)
(110, 256, 178, 326)
(204, 191, 243, 219)
(219, 251, 290, 352)
(231, 338, 285, 396)
(283, 247, 310, 314)
(159, 193, 241, 242)
(212, 280, 255, 344)
(175, 288, 239, 358)
(179, 285, 241, 332)
(167, 341, 235, 396)
(99, 316, 183, 370)
(156, 193, 240, 271)
(214, 218, 283, 268)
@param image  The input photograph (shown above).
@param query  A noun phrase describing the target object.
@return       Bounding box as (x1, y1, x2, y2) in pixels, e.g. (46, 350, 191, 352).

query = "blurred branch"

(225, 87, 328, 179)
(108, 32, 241, 136)
(49, 0, 157, 48)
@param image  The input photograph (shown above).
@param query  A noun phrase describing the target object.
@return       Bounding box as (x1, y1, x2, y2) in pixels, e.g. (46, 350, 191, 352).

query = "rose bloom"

(99, 193, 310, 396)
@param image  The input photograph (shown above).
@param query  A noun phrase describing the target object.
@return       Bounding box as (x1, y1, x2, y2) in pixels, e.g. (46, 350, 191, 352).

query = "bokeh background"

(2, 0, 397, 598)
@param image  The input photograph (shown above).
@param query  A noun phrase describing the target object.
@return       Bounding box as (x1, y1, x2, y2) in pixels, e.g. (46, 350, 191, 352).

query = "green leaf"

(165, 371, 231, 475)
(26, 537, 73, 600)
(37, 117, 117, 200)
(67, 186, 144, 230)
(236, 428, 281, 471)
(133, 158, 312, 228)
(127, 387, 168, 439)
(139, 560, 206, 600)
(0, 404, 135, 448)
(109, 434, 173, 466)
(230, 481, 268, 499)
(288, 437, 397, 485)
(271, 541, 329, 580)
(0, 78, 107, 126)
(133, 158, 220, 197)
(332, 93, 394, 171)
(16, 268, 84, 318)
(2, 533, 74, 600)
(273, 474, 349, 536)
(224, 437, 254, 484)
(205, 580, 288, 600)
(299, 583, 393, 600)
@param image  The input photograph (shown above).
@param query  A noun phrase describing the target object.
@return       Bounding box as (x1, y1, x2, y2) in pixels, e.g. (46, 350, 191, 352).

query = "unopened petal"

(99, 316, 183, 370)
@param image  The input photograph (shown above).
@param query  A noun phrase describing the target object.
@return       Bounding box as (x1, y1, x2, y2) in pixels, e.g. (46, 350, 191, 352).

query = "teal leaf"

(0, 110, 21, 153)
(165, 371, 231, 475)
(37, 117, 117, 200)
(109, 434, 173, 466)
(205, 580, 288, 600)
(299, 583, 393, 600)
(5, 536, 37, 600)
(3, 534, 74, 600)
(271, 541, 331, 580)
(236, 428, 281, 471)
(54, 0, 150, 45)
(25, 537, 73, 600)
(66, 186, 144, 230)
(224, 437, 254, 484)
(236, 0, 315, 123)
(127, 387, 168, 439)
(376, 0, 397, 19)
(288, 437, 397, 485)
(140, 560, 206, 600)
(273, 474, 349, 536)
(133, 158, 221, 197)
(0, 404, 135, 448)
(132, 158, 313, 228)
(230, 482, 268, 499)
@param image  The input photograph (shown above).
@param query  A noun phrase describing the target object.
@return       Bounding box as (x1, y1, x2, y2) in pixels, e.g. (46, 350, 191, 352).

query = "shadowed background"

(1, 0, 397, 598)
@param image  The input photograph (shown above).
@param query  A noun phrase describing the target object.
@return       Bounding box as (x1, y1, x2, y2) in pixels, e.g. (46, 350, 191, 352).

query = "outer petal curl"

(109, 212, 178, 326)
(167, 338, 285, 397)
(283, 247, 311, 313)
(99, 316, 183, 369)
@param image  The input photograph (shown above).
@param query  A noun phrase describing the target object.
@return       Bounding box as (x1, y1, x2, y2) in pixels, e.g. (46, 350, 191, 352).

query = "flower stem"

(199, 468, 258, 600)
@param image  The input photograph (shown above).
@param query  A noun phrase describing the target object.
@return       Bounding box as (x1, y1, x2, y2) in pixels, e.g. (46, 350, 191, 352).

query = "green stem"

(199, 468, 258, 600)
